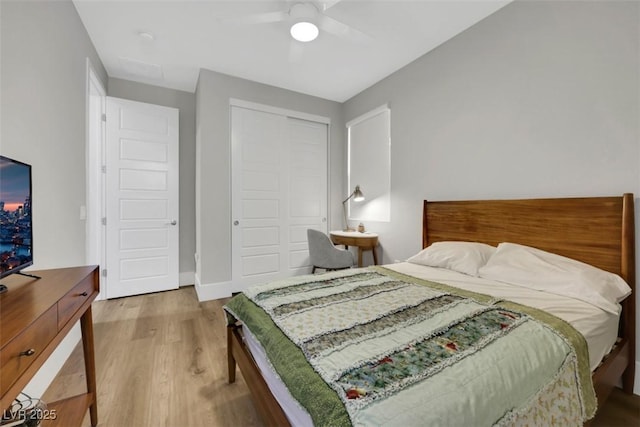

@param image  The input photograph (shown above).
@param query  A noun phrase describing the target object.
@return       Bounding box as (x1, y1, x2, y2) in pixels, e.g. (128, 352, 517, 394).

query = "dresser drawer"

(58, 275, 94, 329)
(0, 306, 58, 395)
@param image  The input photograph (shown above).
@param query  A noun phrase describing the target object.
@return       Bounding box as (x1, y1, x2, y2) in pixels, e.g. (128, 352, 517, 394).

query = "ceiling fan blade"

(316, 0, 343, 12)
(224, 10, 288, 26)
(288, 39, 305, 63)
(317, 14, 372, 44)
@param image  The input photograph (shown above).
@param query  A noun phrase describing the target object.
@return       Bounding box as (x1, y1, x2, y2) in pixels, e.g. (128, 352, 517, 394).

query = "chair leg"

(312, 266, 316, 274)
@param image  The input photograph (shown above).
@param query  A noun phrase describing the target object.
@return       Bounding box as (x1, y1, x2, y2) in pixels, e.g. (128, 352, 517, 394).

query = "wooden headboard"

(423, 194, 635, 283)
(422, 193, 636, 401)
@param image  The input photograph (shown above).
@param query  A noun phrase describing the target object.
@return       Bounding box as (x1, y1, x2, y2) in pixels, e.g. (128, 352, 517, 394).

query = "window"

(346, 105, 391, 222)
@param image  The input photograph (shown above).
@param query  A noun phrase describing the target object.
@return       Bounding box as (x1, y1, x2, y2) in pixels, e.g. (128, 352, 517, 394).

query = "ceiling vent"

(118, 57, 164, 81)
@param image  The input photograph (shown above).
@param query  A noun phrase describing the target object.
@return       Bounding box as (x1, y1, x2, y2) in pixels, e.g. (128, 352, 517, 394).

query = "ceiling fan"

(228, 0, 370, 44)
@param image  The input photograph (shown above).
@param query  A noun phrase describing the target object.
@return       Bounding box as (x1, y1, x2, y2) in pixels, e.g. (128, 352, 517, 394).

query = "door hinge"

(101, 165, 106, 173)
(101, 217, 106, 226)
(102, 269, 107, 277)
(101, 113, 107, 122)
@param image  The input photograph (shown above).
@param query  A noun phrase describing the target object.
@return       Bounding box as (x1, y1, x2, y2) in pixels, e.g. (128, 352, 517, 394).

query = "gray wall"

(344, 0, 639, 387)
(1, 0, 107, 269)
(195, 69, 344, 290)
(345, 0, 639, 263)
(108, 77, 196, 281)
(1, 0, 108, 397)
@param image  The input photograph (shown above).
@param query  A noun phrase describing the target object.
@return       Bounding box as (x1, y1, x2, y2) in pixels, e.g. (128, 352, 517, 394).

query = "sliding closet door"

(231, 105, 328, 291)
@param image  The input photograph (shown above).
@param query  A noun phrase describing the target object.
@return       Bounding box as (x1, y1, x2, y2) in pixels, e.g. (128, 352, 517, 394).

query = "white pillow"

(478, 242, 631, 315)
(407, 241, 496, 276)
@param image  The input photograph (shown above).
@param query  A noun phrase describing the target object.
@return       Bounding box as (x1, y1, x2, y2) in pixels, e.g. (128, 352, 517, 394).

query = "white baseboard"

(95, 271, 195, 300)
(179, 271, 195, 287)
(635, 361, 640, 395)
(194, 273, 233, 301)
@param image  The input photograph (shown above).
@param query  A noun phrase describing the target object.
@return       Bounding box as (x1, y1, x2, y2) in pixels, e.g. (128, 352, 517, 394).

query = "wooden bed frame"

(228, 193, 636, 425)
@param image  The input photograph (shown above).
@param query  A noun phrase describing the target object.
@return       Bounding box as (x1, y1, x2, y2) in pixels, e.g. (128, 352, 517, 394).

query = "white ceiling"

(73, 0, 511, 102)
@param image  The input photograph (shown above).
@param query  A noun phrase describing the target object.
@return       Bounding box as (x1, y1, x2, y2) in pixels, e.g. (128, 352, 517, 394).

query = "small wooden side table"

(329, 231, 379, 267)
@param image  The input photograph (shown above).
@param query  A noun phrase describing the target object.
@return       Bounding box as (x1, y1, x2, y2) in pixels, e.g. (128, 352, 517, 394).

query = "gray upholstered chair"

(307, 229, 355, 273)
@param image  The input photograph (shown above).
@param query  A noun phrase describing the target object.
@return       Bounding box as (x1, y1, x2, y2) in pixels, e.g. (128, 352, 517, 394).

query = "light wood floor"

(44, 287, 640, 426)
(44, 287, 261, 426)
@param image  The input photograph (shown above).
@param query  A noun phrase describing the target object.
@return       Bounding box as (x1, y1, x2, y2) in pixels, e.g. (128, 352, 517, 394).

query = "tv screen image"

(0, 155, 33, 280)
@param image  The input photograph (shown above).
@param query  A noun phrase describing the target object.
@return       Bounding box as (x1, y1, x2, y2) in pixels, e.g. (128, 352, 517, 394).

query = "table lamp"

(342, 185, 364, 231)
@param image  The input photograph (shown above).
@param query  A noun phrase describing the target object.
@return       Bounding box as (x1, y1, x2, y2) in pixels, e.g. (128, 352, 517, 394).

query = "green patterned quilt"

(224, 267, 596, 426)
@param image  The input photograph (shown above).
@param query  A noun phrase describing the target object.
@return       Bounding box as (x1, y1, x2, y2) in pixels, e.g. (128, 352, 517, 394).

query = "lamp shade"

(342, 185, 365, 231)
(352, 185, 364, 202)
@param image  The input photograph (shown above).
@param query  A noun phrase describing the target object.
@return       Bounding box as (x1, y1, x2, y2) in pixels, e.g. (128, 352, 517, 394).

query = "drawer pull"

(79, 291, 88, 297)
(19, 349, 36, 357)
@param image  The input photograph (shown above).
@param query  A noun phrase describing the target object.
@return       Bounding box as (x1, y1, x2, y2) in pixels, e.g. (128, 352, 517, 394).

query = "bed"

(225, 194, 636, 426)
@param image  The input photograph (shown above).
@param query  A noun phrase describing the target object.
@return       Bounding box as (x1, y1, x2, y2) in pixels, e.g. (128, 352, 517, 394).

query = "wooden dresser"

(0, 266, 99, 426)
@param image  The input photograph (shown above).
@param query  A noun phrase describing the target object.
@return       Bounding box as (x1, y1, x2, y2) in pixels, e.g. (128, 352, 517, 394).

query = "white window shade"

(347, 105, 390, 222)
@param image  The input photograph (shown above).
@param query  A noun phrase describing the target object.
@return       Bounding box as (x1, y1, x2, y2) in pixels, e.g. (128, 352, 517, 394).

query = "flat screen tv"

(0, 155, 34, 291)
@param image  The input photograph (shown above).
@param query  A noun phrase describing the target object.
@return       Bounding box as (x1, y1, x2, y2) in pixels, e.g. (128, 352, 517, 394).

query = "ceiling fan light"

(290, 21, 318, 42)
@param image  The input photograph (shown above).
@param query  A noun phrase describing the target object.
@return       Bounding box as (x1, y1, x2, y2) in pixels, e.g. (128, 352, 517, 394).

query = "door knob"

(233, 220, 240, 226)
(167, 220, 177, 226)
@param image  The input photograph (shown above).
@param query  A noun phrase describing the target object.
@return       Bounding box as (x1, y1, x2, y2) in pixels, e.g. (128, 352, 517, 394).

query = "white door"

(105, 97, 179, 299)
(231, 106, 327, 291)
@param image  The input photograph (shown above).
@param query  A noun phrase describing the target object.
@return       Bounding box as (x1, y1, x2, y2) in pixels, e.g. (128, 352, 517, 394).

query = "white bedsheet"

(242, 263, 620, 425)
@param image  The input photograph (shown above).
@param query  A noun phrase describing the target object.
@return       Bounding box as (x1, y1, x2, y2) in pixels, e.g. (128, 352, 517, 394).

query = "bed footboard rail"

(227, 323, 237, 384)
(227, 323, 291, 426)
